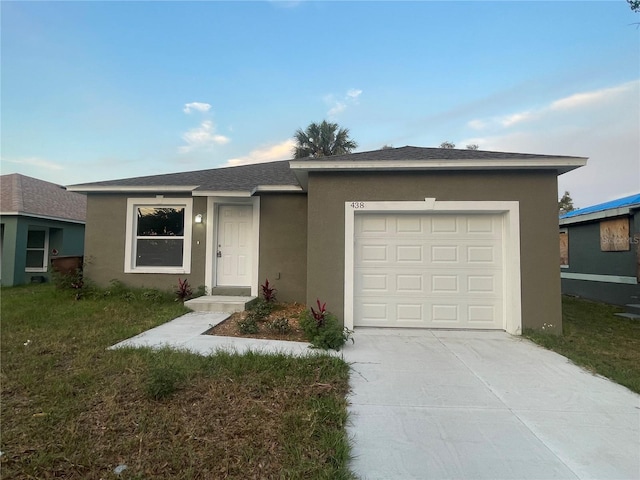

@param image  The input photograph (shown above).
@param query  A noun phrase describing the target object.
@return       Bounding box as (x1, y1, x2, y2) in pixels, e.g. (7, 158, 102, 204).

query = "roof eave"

(289, 158, 588, 175)
(0, 211, 86, 224)
(560, 205, 639, 225)
(65, 185, 199, 193)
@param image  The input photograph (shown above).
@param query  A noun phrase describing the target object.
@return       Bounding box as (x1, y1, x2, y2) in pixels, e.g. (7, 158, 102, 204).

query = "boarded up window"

(559, 231, 569, 266)
(600, 217, 630, 252)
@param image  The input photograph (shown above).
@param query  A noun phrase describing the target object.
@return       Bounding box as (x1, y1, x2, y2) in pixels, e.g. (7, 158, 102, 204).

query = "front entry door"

(216, 205, 253, 286)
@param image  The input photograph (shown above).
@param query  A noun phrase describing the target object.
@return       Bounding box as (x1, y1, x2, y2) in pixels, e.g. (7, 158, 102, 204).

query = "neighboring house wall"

(306, 170, 562, 332)
(0, 215, 85, 286)
(561, 213, 640, 305)
(258, 193, 308, 303)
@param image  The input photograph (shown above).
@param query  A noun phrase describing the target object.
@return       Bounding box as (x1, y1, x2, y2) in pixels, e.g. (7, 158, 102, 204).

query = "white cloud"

(178, 120, 230, 154)
(550, 82, 632, 112)
(469, 80, 638, 132)
(3, 156, 64, 171)
(226, 139, 296, 166)
(462, 79, 640, 207)
(183, 102, 212, 114)
(325, 88, 363, 117)
(327, 101, 346, 116)
(500, 111, 535, 127)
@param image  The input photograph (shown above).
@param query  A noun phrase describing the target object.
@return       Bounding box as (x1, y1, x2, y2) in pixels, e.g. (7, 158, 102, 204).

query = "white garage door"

(354, 213, 504, 329)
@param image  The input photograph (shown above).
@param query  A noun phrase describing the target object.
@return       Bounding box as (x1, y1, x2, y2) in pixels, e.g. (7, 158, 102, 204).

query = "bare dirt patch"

(204, 302, 309, 343)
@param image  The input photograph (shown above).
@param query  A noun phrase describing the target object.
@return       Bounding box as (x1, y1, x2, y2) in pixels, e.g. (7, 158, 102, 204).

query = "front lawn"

(0, 284, 354, 479)
(524, 295, 640, 394)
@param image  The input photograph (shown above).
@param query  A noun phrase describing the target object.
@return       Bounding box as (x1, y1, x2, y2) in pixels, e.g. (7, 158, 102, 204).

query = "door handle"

(217, 250, 222, 258)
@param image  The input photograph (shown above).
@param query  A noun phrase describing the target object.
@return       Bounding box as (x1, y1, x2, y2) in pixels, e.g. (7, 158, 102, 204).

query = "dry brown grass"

(1, 285, 355, 479)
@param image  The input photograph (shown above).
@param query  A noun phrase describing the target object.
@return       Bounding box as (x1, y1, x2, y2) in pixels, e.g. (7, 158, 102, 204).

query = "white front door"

(216, 205, 253, 286)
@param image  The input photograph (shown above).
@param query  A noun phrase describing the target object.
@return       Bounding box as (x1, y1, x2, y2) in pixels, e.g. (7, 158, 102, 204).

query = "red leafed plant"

(310, 299, 327, 327)
(175, 278, 193, 302)
(261, 278, 277, 303)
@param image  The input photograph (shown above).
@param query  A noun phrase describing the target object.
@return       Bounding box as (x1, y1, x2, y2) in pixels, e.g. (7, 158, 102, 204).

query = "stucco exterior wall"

(84, 194, 206, 291)
(306, 170, 563, 332)
(257, 193, 307, 303)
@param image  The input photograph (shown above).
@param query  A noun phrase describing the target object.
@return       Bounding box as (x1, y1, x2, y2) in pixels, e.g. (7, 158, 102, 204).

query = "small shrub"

(250, 298, 274, 320)
(237, 313, 259, 334)
(267, 316, 291, 334)
(261, 278, 277, 303)
(175, 278, 193, 303)
(300, 300, 353, 351)
(141, 288, 165, 302)
(310, 299, 327, 327)
(146, 362, 185, 400)
(194, 285, 208, 298)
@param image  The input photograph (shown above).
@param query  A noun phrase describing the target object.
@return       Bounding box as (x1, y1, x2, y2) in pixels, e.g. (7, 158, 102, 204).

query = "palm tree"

(293, 120, 358, 158)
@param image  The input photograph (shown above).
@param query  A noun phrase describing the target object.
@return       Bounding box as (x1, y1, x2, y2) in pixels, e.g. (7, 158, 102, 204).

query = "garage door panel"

(396, 216, 423, 233)
(396, 274, 423, 292)
(431, 245, 459, 263)
(359, 244, 388, 262)
(430, 216, 458, 233)
(361, 274, 388, 293)
(397, 303, 423, 322)
(360, 302, 388, 322)
(354, 213, 504, 329)
(397, 245, 423, 262)
(359, 216, 388, 233)
(466, 215, 495, 233)
(431, 275, 459, 293)
(467, 245, 496, 263)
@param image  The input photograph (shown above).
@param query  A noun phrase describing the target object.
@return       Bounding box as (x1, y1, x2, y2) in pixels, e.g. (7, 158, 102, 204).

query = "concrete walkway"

(341, 328, 640, 480)
(111, 315, 640, 479)
(109, 311, 313, 355)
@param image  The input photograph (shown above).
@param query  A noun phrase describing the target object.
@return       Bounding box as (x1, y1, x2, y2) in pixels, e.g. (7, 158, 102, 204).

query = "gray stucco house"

(1, 174, 86, 286)
(560, 193, 640, 306)
(68, 146, 586, 334)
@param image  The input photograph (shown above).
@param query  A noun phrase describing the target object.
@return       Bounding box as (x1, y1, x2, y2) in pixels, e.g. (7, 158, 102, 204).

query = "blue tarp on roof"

(561, 193, 640, 219)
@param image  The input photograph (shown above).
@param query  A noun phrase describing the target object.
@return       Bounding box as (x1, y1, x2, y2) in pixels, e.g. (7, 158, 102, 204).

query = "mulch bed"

(204, 302, 309, 343)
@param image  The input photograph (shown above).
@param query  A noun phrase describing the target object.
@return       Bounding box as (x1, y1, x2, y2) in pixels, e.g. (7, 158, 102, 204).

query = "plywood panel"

(600, 217, 629, 252)
(559, 232, 569, 266)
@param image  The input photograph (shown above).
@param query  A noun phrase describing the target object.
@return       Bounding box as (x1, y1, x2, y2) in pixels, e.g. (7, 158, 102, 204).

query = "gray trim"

(0, 212, 86, 225)
(560, 272, 638, 284)
(560, 206, 638, 225)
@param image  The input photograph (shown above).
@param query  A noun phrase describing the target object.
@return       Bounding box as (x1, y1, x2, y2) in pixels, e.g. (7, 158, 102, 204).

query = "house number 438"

(350, 202, 365, 209)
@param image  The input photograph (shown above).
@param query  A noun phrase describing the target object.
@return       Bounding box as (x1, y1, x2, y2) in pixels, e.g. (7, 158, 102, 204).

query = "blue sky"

(2, 1, 638, 207)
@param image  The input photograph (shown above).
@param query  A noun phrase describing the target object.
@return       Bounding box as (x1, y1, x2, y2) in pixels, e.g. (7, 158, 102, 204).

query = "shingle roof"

(67, 146, 587, 192)
(293, 145, 582, 162)
(69, 159, 299, 191)
(560, 193, 640, 219)
(1, 174, 87, 222)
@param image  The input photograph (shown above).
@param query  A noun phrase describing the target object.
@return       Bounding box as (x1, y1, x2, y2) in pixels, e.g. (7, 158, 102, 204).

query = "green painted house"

(560, 193, 640, 306)
(1, 174, 86, 286)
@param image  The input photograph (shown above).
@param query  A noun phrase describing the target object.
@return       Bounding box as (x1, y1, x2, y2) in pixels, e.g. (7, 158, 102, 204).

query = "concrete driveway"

(341, 329, 639, 480)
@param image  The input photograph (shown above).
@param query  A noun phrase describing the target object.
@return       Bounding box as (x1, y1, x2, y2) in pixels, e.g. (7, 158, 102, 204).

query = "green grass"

(1, 284, 355, 479)
(524, 295, 640, 394)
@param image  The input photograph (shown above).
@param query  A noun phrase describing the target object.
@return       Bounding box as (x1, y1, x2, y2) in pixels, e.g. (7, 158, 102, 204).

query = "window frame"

(25, 227, 49, 273)
(124, 198, 193, 274)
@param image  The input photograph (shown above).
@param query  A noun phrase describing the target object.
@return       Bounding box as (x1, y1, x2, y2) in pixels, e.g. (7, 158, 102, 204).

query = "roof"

(1, 173, 87, 223)
(560, 193, 640, 225)
(293, 145, 583, 162)
(67, 160, 301, 194)
(67, 145, 587, 193)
